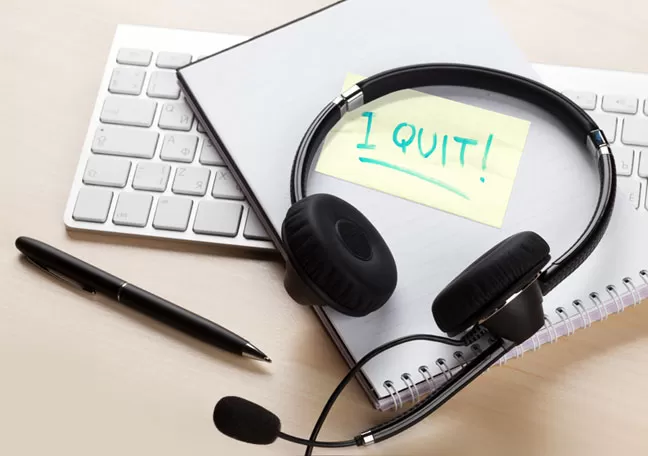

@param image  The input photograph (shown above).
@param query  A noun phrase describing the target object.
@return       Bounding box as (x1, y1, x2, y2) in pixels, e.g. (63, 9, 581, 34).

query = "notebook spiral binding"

(380, 269, 648, 411)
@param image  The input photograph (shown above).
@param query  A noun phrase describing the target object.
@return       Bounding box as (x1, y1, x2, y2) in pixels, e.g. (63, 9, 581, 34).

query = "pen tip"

(243, 342, 272, 363)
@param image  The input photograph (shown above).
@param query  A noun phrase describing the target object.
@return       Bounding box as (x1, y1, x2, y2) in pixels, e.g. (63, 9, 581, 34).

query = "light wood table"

(2, 0, 648, 454)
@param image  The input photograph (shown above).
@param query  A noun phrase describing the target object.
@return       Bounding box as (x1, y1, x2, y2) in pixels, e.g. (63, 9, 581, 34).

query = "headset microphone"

(213, 397, 281, 445)
(213, 396, 353, 448)
(212, 332, 503, 453)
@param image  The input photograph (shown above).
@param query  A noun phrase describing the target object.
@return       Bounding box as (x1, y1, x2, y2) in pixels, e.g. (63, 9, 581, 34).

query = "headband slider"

(333, 84, 364, 114)
(586, 129, 611, 157)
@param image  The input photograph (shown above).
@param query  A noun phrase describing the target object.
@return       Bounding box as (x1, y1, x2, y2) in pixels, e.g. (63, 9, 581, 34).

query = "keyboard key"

(132, 162, 171, 191)
(618, 177, 641, 209)
(613, 147, 634, 176)
(644, 99, 648, 116)
(590, 113, 617, 142)
(112, 192, 153, 227)
(92, 126, 158, 159)
(147, 71, 180, 99)
(160, 134, 198, 162)
(100, 96, 157, 127)
(212, 167, 244, 200)
(158, 101, 194, 131)
(602, 94, 638, 114)
(108, 67, 146, 95)
(639, 150, 648, 178)
(563, 90, 596, 110)
(621, 117, 648, 146)
(156, 52, 192, 69)
(116, 48, 152, 66)
(199, 139, 224, 165)
(83, 156, 131, 187)
(72, 187, 113, 222)
(193, 201, 243, 237)
(172, 166, 210, 196)
(153, 196, 192, 231)
(244, 211, 270, 240)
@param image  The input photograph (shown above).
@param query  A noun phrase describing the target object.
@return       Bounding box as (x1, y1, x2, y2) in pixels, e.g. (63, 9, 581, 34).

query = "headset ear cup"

(282, 194, 397, 317)
(432, 231, 550, 335)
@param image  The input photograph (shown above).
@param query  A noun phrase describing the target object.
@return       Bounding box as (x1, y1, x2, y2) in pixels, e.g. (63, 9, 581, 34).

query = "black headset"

(213, 64, 616, 455)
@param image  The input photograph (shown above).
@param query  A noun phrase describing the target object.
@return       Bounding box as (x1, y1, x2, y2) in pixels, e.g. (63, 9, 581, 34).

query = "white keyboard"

(64, 25, 273, 249)
(64, 25, 648, 250)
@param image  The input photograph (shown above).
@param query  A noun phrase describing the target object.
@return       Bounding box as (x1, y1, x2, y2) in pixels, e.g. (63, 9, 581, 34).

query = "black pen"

(15, 237, 271, 363)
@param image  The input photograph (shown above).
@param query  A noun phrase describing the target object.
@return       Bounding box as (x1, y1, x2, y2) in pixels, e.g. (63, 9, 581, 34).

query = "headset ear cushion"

(432, 231, 550, 335)
(282, 194, 397, 317)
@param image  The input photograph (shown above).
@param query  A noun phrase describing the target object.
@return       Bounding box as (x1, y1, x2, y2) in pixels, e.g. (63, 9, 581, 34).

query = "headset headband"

(290, 63, 616, 296)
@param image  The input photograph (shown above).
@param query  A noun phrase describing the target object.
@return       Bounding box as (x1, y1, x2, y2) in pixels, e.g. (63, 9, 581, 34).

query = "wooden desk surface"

(2, 0, 648, 454)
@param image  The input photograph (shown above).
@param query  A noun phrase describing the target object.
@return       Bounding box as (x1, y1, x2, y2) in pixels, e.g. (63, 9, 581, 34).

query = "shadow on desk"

(415, 303, 648, 456)
(67, 230, 282, 263)
(55, 231, 648, 454)
(280, 301, 648, 455)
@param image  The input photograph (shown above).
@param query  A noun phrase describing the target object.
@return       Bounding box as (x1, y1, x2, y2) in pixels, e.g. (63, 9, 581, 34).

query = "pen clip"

(25, 257, 97, 294)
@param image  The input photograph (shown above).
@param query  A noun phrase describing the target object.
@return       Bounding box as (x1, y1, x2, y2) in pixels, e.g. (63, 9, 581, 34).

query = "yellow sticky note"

(315, 74, 531, 228)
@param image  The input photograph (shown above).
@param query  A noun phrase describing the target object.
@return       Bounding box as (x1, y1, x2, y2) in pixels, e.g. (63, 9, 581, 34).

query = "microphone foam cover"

(213, 396, 281, 445)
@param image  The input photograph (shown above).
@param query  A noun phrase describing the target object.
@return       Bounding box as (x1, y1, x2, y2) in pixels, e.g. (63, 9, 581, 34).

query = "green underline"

(358, 157, 470, 200)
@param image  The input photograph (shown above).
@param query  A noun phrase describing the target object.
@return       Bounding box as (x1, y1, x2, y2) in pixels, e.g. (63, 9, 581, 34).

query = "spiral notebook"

(178, 0, 648, 410)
